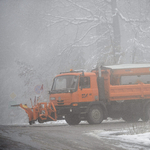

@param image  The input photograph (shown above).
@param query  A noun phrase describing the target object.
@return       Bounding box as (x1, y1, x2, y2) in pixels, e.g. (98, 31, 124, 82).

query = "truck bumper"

(56, 105, 80, 116)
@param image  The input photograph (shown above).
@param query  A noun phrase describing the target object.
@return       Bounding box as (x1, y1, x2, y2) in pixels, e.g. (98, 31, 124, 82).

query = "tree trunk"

(111, 0, 121, 64)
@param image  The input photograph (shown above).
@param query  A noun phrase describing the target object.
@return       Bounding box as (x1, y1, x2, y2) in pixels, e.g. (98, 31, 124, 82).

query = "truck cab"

(49, 70, 106, 125)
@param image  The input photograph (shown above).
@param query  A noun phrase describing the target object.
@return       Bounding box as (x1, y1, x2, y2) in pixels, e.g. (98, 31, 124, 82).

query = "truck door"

(78, 76, 94, 102)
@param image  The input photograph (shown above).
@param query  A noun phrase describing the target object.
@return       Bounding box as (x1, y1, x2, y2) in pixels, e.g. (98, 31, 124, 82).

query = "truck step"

(80, 112, 86, 114)
(80, 106, 88, 109)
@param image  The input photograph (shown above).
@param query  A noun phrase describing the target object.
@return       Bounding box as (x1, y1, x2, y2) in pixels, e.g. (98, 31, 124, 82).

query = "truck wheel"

(141, 103, 150, 122)
(65, 114, 81, 125)
(122, 114, 139, 122)
(38, 117, 44, 123)
(87, 106, 103, 124)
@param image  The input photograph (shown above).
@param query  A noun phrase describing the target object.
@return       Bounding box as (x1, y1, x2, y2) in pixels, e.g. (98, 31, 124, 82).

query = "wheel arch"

(87, 101, 108, 119)
(142, 100, 150, 121)
(143, 100, 150, 112)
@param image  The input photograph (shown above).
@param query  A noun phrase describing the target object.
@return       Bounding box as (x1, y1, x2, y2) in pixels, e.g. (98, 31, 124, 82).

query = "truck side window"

(79, 77, 90, 88)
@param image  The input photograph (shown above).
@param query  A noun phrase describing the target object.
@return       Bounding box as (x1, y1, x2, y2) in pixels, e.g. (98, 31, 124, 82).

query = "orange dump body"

(101, 64, 150, 101)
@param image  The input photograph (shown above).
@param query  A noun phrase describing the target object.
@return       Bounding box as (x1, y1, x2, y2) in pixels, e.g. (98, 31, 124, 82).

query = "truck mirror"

(68, 89, 73, 93)
(79, 86, 82, 90)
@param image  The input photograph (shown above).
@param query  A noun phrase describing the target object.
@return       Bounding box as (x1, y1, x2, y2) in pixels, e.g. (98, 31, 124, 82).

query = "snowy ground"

(85, 119, 150, 150)
(86, 129, 150, 150)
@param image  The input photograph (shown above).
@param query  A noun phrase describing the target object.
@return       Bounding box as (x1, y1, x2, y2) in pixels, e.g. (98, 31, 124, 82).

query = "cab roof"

(56, 71, 95, 77)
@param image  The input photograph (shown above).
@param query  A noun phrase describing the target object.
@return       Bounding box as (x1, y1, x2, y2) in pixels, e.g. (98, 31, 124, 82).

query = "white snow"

(87, 130, 150, 145)
(85, 123, 150, 150)
(103, 64, 150, 70)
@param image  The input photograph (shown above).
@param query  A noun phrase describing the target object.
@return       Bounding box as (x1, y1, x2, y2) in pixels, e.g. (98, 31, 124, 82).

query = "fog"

(0, 0, 150, 124)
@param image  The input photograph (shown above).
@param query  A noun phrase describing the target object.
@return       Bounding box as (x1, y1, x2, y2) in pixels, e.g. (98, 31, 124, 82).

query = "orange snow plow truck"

(13, 64, 150, 125)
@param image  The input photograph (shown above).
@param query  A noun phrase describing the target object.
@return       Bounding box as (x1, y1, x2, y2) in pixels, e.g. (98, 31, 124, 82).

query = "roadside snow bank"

(86, 128, 150, 149)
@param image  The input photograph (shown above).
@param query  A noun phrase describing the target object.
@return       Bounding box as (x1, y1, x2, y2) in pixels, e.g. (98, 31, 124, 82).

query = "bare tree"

(117, 0, 150, 63)
(43, 0, 121, 69)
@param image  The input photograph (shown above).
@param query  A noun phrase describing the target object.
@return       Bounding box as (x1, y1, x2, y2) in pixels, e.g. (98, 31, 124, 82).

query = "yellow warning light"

(70, 69, 73, 72)
(22, 104, 28, 109)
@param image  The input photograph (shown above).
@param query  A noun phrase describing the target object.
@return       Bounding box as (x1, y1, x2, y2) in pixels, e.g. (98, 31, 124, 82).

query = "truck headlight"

(50, 97, 55, 100)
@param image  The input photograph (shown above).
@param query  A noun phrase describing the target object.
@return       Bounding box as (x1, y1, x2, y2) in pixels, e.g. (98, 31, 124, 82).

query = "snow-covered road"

(0, 119, 150, 150)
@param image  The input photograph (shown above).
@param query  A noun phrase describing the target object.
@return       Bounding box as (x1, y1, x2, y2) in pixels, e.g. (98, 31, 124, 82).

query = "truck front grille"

(57, 100, 64, 105)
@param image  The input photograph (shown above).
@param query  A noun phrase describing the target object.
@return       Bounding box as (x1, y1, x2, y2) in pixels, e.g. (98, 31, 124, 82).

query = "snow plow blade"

(11, 102, 57, 125)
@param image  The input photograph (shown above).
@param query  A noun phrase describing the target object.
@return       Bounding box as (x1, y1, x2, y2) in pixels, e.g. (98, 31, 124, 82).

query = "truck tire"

(38, 117, 44, 123)
(141, 103, 150, 122)
(87, 105, 103, 124)
(65, 114, 81, 125)
(122, 114, 139, 122)
(29, 121, 34, 125)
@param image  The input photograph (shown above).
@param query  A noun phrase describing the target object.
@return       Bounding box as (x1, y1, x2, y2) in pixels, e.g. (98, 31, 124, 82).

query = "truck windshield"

(51, 75, 78, 93)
